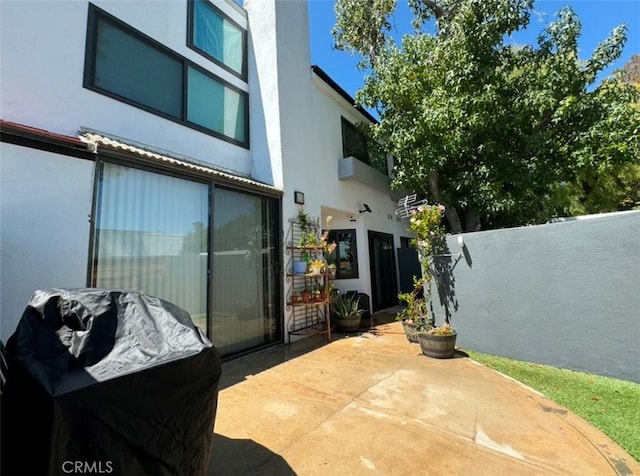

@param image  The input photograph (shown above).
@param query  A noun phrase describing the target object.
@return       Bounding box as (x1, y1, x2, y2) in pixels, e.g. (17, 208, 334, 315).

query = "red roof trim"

(0, 120, 88, 149)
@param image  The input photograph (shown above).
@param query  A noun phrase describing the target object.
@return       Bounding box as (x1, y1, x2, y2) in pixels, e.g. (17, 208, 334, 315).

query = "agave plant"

(332, 294, 363, 319)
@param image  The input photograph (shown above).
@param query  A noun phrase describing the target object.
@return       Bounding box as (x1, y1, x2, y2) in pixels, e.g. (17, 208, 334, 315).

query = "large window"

(326, 229, 359, 279)
(341, 117, 388, 176)
(84, 4, 248, 147)
(188, 0, 246, 79)
(91, 163, 210, 331)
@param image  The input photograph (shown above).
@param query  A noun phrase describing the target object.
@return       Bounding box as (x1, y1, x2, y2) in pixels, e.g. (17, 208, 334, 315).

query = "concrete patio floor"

(208, 313, 639, 475)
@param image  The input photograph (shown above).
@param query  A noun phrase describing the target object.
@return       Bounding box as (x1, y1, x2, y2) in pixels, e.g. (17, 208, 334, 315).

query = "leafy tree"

(333, 0, 640, 231)
(620, 54, 640, 87)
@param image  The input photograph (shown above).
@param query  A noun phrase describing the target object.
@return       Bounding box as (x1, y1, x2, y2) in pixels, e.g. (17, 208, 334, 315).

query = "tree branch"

(420, 0, 447, 20)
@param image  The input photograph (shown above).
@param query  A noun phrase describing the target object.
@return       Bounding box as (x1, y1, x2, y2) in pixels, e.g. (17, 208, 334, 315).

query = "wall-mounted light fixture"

(359, 203, 372, 214)
(294, 191, 305, 205)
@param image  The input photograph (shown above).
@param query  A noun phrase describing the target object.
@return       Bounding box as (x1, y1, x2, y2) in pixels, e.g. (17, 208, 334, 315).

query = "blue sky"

(308, 0, 640, 100)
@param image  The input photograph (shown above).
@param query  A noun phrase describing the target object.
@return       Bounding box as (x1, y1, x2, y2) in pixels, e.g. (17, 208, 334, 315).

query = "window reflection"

(327, 229, 358, 279)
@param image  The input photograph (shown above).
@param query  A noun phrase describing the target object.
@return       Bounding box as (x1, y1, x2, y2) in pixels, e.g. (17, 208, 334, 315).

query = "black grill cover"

(1, 288, 221, 476)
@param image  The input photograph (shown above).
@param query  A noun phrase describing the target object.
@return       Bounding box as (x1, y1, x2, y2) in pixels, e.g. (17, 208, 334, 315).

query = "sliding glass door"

(211, 187, 280, 355)
(91, 162, 281, 356)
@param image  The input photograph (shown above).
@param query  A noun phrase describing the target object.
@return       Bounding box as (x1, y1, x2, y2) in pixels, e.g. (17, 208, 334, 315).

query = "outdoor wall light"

(458, 235, 465, 248)
(294, 191, 305, 205)
(359, 203, 372, 214)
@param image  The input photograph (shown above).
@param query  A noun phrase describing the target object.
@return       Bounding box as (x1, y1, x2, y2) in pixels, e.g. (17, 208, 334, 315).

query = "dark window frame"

(327, 229, 359, 279)
(88, 156, 283, 355)
(83, 3, 249, 149)
(341, 117, 388, 176)
(341, 117, 369, 164)
(187, 0, 248, 81)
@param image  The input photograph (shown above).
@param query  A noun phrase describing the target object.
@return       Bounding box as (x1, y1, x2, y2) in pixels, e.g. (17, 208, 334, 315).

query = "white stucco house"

(0, 0, 414, 358)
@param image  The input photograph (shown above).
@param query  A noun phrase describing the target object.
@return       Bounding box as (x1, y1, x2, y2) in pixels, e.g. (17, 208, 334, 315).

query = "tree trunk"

(465, 213, 482, 232)
(429, 172, 463, 233)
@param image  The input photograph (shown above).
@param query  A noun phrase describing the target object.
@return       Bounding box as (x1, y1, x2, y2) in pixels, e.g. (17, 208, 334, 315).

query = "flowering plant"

(409, 204, 446, 259)
(308, 259, 325, 275)
(397, 202, 453, 334)
(426, 323, 455, 336)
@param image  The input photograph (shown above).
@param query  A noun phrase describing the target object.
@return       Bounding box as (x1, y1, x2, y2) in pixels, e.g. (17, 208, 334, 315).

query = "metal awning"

(79, 131, 282, 194)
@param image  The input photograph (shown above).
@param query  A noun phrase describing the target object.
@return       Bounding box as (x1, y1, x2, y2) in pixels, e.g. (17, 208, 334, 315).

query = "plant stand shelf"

(286, 216, 332, 342)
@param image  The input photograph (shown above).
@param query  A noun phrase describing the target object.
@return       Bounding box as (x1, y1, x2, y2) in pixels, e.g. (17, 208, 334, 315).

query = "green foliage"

(333, 294, 364, 318)
(397, 204, 448, 328)
(333, 0, 640, 230)
(468, 350, 640, 461)
(426, 323, 455, 335)
(397, 283, 430, 330)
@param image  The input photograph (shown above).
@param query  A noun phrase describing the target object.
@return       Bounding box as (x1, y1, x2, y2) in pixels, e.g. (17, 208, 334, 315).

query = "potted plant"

(301, 287, 313, 303)
(404, 203, 457, 358)
(308, 259, 325, 276)
(396, 279, 430, 343)
(291, 291, 302, 304)
(418, 323, 457, 359)
(294, 208, 315, 272)
(332, 294, 363, 332)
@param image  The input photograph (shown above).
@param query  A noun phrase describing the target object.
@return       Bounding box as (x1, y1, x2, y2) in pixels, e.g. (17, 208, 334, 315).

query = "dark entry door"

(368, 231, 398, 311)
(397, 239, 421, 294)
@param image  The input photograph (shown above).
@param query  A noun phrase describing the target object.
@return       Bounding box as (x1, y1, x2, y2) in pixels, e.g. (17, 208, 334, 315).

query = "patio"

(208, 313, 639, 475)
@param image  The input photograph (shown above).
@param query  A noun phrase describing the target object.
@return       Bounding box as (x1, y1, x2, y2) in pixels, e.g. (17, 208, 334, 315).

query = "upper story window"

(188, 0, 247, 80)
(84, 4, 248, 148)
(341, 117, 388, 176)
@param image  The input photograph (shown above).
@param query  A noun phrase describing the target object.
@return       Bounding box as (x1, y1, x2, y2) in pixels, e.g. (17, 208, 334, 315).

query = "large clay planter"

(418, 332, 457, 359)
(335, 315, 361, 332)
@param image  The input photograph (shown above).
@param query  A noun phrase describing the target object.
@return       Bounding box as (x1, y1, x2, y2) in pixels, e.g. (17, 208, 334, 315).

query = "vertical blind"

(93, 163, 209, 330)
(93, 163, 280, 355)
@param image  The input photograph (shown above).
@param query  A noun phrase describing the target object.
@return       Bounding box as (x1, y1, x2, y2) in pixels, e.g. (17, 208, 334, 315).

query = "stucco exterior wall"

(0, 0, 257, 179)
(431, 211, 640, 383)
(0, 144, 94, 341)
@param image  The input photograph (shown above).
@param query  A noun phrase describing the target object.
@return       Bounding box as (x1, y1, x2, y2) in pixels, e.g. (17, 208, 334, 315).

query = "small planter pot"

(293, 261, 308, 275)
(418, 332, 457, 359)
(301, 291, 313, 303)
(335, 315, 362, 332)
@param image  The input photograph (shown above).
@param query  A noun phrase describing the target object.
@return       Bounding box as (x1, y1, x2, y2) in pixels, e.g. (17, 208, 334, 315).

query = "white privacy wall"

(0, 145, 94, 341)
(0, 0, 255, 179)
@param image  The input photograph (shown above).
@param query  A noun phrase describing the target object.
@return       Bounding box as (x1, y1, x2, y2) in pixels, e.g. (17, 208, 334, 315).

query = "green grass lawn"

(466, 350, 640, 462)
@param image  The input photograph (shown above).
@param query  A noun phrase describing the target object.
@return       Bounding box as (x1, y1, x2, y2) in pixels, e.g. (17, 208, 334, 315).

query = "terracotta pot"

(301, 291, 313, 303)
